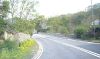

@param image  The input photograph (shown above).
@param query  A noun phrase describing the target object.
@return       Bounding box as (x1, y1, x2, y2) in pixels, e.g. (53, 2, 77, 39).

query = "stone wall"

(15, 33, 31, 42)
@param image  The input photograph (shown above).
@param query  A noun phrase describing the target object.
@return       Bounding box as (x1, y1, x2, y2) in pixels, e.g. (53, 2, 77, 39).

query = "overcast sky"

(36, 0, 100, 17)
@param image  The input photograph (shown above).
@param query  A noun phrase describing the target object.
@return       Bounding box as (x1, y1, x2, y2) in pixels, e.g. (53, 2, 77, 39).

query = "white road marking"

(33, 34, 100, 58)
(32, 39, 43, 59)
(38, 34, 100, 44)
(50, 39, 100, 58)
(67, 38, 100, 44)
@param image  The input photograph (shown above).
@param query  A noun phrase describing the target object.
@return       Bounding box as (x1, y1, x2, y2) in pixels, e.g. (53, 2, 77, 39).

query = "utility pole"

(91, 0, 95, 39)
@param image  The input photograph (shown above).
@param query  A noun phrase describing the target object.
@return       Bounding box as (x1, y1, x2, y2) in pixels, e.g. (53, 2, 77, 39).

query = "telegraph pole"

(91, 0, 95, 39)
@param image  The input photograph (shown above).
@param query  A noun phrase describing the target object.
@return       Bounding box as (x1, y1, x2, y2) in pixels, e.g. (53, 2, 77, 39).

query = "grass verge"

(84, 39, 100, 43)
(0, 38, 39, 59)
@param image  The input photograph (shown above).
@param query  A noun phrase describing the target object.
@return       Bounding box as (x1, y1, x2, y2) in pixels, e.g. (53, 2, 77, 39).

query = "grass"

(0, 38, 38, 59)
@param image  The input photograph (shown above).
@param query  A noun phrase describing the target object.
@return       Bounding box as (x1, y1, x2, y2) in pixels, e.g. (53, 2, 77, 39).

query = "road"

(32, 34, 100, 59)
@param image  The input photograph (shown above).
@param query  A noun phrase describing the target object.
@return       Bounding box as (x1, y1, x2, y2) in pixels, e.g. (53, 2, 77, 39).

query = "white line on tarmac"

(50, 39, 100, 58)
(33, 34, 100, 58)
(67, 38, 100, 44)
(32, 40, 43, 59)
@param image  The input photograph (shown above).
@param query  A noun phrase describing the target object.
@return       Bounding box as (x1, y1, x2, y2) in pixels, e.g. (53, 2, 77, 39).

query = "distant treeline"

(47, 3, 100, 39)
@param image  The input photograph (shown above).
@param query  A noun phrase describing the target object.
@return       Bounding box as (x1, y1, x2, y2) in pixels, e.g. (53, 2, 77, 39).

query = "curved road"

(32, 34, 100, 59)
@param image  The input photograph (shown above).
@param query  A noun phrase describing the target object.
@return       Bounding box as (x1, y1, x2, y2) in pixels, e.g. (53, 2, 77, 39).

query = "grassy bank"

(0, 38, 38, 59)
(83, 38, 100, 43)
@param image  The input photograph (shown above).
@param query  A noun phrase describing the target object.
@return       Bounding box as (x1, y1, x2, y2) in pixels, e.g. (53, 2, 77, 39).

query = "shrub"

(59, 27, 69, 35)
(12, 19, 35, 35)
(87, 26, 100, 39)
(0, 38, 38, 59)
(19, 39, 37, 52)
(74, 26, 87, 38)
(1, 40, 18, 50)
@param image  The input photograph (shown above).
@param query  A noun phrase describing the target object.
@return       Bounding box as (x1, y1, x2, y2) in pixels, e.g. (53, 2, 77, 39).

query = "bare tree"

(9, 0, 19, 18)
(19, 0, 38, 19)
(9, 0, 38, 19)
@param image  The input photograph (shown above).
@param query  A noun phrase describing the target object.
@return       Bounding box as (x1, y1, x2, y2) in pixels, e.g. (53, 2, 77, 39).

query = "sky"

(36, 0, 100, 17)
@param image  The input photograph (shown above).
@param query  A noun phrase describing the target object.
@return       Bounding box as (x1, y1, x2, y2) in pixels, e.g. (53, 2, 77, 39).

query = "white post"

(4, 31, 7, 40)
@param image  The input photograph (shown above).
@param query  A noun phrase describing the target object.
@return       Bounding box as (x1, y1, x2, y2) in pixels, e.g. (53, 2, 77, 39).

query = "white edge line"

(39, 34, 100, 44)
(67, 38, 100, 44)
(32, 34, 100, 58)
(32, 39, 43, 59)
(51, 39, 100, 58)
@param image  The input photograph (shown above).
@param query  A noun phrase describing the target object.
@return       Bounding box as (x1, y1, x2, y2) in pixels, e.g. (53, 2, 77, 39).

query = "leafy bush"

(59, 27, 69, 35)
(74, 26, 87, 38)
(19, 39, 37, 52)
(0, 40, 18, 51)
(87, 26, 100, 39)
(0, 38, 38, 59)
(0, 18, 6, 34)
(12, 19, 35, 35)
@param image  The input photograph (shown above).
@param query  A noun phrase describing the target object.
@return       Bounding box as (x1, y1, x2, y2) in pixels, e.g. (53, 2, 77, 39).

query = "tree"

(12, 18, 35, 35)
(70, 12, 86, 26)
(9, 0, 19, 18)
(47, 15, 70, 34)
(0, 0, 10, 40)
(19, 0, 38, 19)
(7, 0, 38, 34)
(87, 3, 100, 19)
(34, 15, 46, 33)
(0, 18, 6, 33)
(8, 0, 38, 20)
(1, 1, 9, 18)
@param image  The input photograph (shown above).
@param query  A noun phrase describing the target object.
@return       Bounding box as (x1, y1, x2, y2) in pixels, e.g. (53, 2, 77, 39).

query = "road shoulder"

(32, 39, 43, 59)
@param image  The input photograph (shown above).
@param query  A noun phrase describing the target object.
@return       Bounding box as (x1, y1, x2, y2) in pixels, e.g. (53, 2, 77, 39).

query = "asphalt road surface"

(32, 33, 100, 59)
